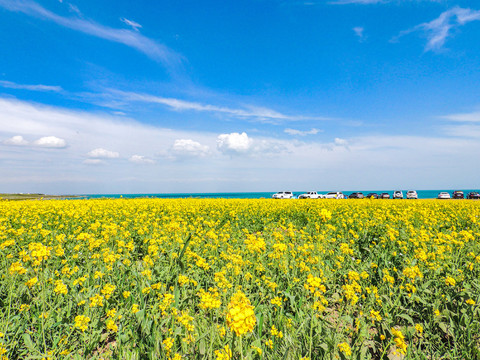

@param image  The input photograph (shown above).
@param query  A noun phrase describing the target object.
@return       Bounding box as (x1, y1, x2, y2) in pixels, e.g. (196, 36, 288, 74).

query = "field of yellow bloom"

(1, 198, 480, 359)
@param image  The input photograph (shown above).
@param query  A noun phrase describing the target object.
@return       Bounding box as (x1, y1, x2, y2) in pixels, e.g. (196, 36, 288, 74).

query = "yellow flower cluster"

(197, 288, 221, 310)
(54, 280, 68, 295)
(337, 342, 352, 356)
(74, 315, 90, 332)
(304, 274, 326, 295)
(214, 344, 232, 360)
(391, 328, 407, 355)
(226, 291, 256, 337)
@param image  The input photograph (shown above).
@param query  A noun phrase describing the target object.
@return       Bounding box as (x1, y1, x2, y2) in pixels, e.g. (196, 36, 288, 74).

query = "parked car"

(467, 192, 480, 199)
(437, 192, 451, 199)
(393, 191, 404, 199)
(272, 191, 293, 199)
(366, 193, 378, 199)
(324, 192, 344, 199)
(298, 191, 323, 199)
(452, 191, 464, 199)
(406, 190, 418, 199)
(379, 193, 390, 199)
(348, 192, 365, 199)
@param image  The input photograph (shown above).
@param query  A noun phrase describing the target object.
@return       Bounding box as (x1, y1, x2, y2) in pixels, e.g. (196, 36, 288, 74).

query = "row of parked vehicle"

(437, 191, 480, 199)
(272, 190, 480, 199)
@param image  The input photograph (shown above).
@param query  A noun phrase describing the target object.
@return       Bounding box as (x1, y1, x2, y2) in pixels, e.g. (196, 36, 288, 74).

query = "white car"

(393, 191, 404, 199)
(406, 190, 418, 199)
(272, 191, 293, 199)
(323, 192, 344, 199)
(298, 191, 323, 199)
(438, 192, 451, 199)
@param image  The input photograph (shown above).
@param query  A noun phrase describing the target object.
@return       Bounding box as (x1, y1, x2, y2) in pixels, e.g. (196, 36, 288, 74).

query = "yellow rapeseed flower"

(106, 319, 118, 332)
(25, 276, 38, 288)
(226, 291, 256, 337)
(74, 315, 90, 332)
(54, 280, 68, 295)
(337, 342, 352, 356)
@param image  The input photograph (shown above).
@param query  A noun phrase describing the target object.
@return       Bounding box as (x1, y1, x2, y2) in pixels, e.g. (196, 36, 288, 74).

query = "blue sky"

(1, 0, 480, 194)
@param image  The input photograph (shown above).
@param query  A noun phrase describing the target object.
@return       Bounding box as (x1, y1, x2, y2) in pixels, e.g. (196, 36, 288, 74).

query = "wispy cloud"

(121, 18, 142, 31)
(0, 80, 63, 92)
(329, 0, 385, 4)
(2, 135, 29, 146)
(83, 159, 105, 165)
(67, 3, 81, 16)
(106, 90, 329, 122)
(284, 128, 321, 136)
(2, 134, 67, 148)
(441, 110, 480, 122)
(0, 0, 182, 70)
(353, 27, 365, 41)
(129, 155, 154, 164)
(87, 148, 120, 158)
(329, 0, 440, 4)
(167, 139, 210, 160)
(395, 7, 480, 51)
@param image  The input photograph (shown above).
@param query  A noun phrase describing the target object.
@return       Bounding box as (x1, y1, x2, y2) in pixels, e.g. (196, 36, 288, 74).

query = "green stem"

(240, 335, 244, 360)
(3, 274, 15, 337)
(41, 267, 47, 355)
(309, 303, 314, 359)
(380, 339, 393, 360)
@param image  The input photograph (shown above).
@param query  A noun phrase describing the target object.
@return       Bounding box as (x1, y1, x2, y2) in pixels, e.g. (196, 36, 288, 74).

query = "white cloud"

(0, 0, 181, 69)
(3, 135, 28, 146)
(0, 80, 62, 92)
(87, 148, 120, 158)
(169, 139, 210, 159)
(33, 136, 67, 148)
(120, 18, 142, 31)
(396, 7, 480, 51)
(129, 155, 155, 164)
(441, 111, 480, 122)
(216, 132, 288, 157)
(284, 128, 321, 136)
(217, 132, 252, 154)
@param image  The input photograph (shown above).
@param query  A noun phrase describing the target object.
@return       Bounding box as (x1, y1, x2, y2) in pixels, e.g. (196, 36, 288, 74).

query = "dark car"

(348, 192, 365, 199)
(379, 193, 390, 199)
(452, 191, 464, 199)
(467, 192, 480, 199)
(366, 193, 378, 199)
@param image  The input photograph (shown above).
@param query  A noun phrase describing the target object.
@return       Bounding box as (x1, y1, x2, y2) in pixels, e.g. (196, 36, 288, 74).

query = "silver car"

(393, 191, 403, 199)
(406, 190, 418, 199)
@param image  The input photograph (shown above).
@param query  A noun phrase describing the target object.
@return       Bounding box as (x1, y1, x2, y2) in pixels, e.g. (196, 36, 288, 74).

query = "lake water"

(82, 189, 480, 200)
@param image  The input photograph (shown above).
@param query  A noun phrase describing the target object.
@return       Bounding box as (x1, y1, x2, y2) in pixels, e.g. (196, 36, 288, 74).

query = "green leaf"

(199, 338, 206, 355)
(22, 333, 35, 352)
(397, 313, 414, 325)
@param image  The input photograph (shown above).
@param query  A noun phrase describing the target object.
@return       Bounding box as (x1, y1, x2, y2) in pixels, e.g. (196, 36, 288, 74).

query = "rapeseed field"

(1, 198, 479, 359)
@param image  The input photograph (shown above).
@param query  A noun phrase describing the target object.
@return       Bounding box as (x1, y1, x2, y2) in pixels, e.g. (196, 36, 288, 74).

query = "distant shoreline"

(0, 193, 85, 200)
(2, 190, 479, 200)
